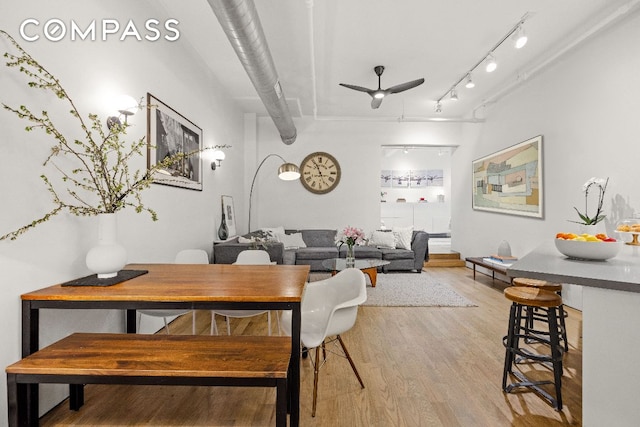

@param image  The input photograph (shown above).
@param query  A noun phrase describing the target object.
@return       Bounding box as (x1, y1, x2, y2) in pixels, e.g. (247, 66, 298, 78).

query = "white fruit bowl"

(555, 238, 623, 261)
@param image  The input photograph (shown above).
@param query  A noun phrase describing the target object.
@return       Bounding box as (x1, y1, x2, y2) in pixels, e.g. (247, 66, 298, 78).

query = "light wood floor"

(40, 267, 582, 426)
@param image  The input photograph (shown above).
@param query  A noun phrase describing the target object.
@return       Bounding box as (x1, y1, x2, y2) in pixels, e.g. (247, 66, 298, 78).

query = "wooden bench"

(6, 333, 291, 427)
(465, 257, 512, 284)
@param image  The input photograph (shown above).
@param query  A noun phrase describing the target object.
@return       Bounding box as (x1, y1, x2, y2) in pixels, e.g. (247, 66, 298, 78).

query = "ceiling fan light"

(465, 74, 475, 89)
(450, 89, 458, 101)
(485, 54, 497, 72)
(373, 91, 385, 99)
(513, 25, 528, 49)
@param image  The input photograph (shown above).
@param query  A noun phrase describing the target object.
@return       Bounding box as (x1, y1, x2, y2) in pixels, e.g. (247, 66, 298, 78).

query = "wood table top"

(21, 263, 310, 303)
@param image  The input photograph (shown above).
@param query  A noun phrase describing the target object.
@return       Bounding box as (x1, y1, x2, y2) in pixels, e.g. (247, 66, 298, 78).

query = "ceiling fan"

(339, 65, 425, 109)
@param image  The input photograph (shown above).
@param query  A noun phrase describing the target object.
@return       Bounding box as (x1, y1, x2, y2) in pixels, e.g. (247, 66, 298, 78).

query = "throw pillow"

(393, 226, 414, 250)
(368, 230, 396, 249)
(277, 232, 307, 250)
(260, 226, 285, 241)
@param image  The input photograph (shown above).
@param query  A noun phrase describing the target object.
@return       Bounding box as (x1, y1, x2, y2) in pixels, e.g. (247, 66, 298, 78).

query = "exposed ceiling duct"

(206, 0, 297, 145)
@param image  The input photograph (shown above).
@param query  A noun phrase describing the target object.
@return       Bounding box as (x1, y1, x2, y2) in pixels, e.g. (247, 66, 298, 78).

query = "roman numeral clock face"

(300, 152, 341, 194)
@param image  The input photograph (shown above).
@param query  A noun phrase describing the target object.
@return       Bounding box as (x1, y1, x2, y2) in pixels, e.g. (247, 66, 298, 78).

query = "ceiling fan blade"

(339, 83, 374, 93)
(371, 97, 383, 109)
(386, 78, 425, 94)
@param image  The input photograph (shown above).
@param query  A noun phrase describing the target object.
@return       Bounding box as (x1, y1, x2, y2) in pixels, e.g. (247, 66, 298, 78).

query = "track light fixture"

(485, 54, 497, 72)
(465, 74, 475, 89)
(513, 25, 528, 49)
(434, 12, 531, 111)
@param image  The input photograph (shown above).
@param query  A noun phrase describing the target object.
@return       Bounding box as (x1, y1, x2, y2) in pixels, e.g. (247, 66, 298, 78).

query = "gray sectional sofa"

(213, 228, 429, 273)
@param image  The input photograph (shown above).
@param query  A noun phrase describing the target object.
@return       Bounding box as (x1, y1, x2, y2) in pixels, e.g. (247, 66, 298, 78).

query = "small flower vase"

(86, 213, 127, 279)
(346, 244, 355, 267)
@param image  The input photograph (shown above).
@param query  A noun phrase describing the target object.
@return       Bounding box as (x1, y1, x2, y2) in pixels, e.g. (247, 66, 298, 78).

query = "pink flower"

(336, 226, 365, 247)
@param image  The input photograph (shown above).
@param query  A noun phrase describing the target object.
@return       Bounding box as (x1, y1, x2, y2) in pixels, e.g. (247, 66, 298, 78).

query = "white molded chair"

(138, 249, 209, 334)
(211, 250, 275, 335)
(281, 268, 367, 417)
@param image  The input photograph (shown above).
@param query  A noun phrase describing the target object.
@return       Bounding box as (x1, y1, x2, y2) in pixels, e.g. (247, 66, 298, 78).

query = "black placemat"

(61, 269, 148, 287)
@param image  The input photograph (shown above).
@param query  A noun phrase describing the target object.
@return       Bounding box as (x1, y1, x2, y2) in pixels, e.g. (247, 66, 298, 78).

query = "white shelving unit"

(380, 202, 450, 234)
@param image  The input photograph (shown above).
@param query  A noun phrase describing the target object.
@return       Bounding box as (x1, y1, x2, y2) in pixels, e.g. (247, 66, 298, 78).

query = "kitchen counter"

(507, 241, 640, 292)
(507, 242, 640, 426)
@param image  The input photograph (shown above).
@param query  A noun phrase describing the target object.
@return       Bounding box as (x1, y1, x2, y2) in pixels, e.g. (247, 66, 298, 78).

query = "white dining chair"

(138, 249, 209, 334)
(281, 268, 367, 416)
(211, 249, 275, 335)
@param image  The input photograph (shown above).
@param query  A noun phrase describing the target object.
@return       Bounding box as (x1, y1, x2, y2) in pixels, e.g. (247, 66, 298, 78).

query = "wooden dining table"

(19, 263, 310, 426)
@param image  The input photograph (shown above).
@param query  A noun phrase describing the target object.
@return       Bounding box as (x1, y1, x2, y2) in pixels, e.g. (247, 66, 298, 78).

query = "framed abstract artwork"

(472, 135, 543, 218)
(147, 93, 203, 190)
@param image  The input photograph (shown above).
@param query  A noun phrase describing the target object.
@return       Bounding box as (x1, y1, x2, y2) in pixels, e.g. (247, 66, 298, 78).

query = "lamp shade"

(114, 94, 138, 115)
(211, 149, 226, 161)
(278, 163, 300, 180)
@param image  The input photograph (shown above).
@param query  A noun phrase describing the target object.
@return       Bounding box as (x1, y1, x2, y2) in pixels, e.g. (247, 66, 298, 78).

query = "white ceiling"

(160, 0, 638, 121)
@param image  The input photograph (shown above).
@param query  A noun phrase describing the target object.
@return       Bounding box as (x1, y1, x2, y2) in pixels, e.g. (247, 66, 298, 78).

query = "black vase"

(218, 212, 229, 240)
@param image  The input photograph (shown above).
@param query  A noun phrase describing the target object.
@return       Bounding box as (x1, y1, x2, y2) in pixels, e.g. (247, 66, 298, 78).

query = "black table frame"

(21, 299, 301, 427)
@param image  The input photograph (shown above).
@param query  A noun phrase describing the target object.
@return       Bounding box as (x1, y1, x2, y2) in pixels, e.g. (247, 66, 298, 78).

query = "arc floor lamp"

(248, 154, 300, 232)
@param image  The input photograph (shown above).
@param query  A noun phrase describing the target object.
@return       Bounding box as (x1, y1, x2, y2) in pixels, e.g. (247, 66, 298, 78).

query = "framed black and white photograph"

(409, 170, 428, 187)
(221, 195, 237, 237)
(147, 93, 203, 191)
(380, 170, 392, 187)
(392, 170, 410, 187)
(425, 169, 444, 187)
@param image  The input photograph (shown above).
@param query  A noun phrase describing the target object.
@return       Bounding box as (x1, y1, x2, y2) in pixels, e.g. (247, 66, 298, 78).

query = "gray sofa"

(213, 229, 429, 273)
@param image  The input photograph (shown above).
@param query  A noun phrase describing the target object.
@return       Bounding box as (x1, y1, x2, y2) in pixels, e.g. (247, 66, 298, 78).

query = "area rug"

(309, 272, 476, 307)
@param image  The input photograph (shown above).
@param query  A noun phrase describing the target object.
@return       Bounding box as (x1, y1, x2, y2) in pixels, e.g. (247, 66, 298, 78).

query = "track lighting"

(465, 74, 475, 89)
(434, 12, 531, 112)
(485, 54, 497, 72)
(403, 147, 409, 154)
(513, 25, 528, 49)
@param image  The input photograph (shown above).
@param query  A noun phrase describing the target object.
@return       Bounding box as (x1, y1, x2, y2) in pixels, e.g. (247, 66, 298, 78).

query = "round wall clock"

(299, 151, 341, 194)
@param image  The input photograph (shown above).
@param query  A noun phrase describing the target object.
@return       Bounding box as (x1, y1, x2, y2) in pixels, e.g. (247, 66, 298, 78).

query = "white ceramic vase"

(578, 224, 599, 235)
(86, 213, 127, 279)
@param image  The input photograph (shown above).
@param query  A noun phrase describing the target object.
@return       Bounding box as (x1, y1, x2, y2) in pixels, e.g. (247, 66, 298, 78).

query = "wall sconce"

(210, 149, 226, 170)
(106, 94, 139, 129)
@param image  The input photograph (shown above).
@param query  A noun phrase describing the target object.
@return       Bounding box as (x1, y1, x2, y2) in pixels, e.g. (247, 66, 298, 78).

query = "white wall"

(451, 9, 640, 307)
(0, 1, 244, 417)
(250, 117, 466, 234)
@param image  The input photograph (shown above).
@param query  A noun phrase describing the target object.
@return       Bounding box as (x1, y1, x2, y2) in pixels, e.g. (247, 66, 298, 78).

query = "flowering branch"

(0, 30, 229, 240)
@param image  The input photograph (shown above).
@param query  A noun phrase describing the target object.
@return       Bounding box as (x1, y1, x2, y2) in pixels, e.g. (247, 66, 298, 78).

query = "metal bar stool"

(502, 286, 564, 410)
(512, 278, 569, 352)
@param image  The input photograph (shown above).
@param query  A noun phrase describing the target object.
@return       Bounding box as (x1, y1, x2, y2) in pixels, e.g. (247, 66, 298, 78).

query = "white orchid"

(573, 177, 609, 225)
